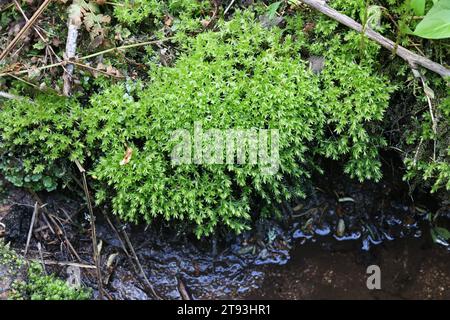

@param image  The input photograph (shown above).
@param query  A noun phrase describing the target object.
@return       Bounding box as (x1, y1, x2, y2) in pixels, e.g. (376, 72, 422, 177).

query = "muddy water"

(107, 220, 291, 300)
(104, 173, 450, 300)
(248, 234, 450, 299)
(106, 215, 449, 300)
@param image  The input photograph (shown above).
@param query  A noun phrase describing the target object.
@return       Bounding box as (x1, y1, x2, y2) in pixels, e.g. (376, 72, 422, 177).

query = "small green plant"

(13, 262, 91, 300)
(0, 9, 395, 237)
(0, 94, 83, 191)
(112, 0, 164, 25)
(431, 226, 450, 244)
(2, 7, 426, 238)
(0, 243, 90, 300)
(314, 0, 449, 194)
(403, 90, 450, 192)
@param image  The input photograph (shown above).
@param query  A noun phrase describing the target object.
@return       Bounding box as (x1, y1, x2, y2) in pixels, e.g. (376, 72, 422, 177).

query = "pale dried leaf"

(120, 146, 133, 166)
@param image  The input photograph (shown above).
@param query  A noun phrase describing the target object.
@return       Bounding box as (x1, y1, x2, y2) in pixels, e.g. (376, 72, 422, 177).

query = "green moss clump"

(0, 10, 395, 237)
(112, 0, 211, 29)
(0, 94, 83, 192)
(0, 243, 91, 300)
(82, 10, 393, 236)
(113, 0, 164, 25)
(12, 263, 91, 301)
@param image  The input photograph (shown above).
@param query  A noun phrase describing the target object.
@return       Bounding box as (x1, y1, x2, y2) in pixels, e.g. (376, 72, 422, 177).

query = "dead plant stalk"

(75, 160, 104, 300)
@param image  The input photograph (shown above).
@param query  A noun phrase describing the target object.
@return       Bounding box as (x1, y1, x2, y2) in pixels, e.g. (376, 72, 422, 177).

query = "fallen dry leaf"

(93, 62, 122, 78)
(120, 146, 133, 166)
(303, 22, 315, 33)
(201, 19, 211, 28)
(164, 15, 173, 27)
(106, 64, 122, 77)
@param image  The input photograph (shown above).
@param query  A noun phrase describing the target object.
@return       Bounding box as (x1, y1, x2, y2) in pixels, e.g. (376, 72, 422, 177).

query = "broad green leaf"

(414, 0, 450, 39)
(434, 227, 450, 240)
(410, 0, 425, 16)
(267, 1, 282, 19)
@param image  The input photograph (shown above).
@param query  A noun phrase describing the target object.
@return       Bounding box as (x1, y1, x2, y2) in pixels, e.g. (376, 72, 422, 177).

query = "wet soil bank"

(0, 155, 449, 300)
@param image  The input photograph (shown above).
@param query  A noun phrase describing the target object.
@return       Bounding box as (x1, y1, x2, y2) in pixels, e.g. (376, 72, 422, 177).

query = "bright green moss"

(0, 94, 83, 192)
(112, 0, 210, 28)
(112, 0, 164, 25)
(0, 243, 90, 300)
(82, 10, 394, 236)
(12, 262, 91, 301)
(0, 10, 395, 237)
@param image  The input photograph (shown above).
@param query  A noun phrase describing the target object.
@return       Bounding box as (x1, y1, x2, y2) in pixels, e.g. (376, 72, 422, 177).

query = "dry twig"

(38, 260, 97, 269)
(63, 5, 81, 96)
(24, 202, 39, 257)
(0, 38, 174, 78)
(74, 159, 104, 300)
(0, 91, 22, 100)
(120, 227, 162, 300)
(0, 0, 52, 61)
(298, 0, 450, 78)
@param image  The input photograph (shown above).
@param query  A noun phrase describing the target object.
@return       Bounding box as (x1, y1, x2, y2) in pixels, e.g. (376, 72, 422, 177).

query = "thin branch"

(1, 2, 15, 12)
(413, 137, 424, 166)
(13, 0, 63, 67)
(0, 0, 52, 61)
(78, 37, 175, 61)
(71, 60, 125, 79)
(298, 0, 450, 78)
(36, 242, 47, 275)
(13, 0, 48, 44)
(224, 0, 237, 15)
(0, 91, 22, 100)
(102, 211, 131, 258)
(63, 13, 80, 96)
(120, 227, 162, 300)
(0, 61, 63, 78)
(24, 202, 39, 257)
(37, 260, 97, 269)
(8, 74, 39, 88)
(0, 38, 174, 78)
(74, 160, 104, 300)
(28, 190, 81, 261)
(410, 67, 438, 162)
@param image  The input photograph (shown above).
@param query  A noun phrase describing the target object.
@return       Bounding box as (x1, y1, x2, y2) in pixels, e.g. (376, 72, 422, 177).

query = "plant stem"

(78, 37, 175, 61)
